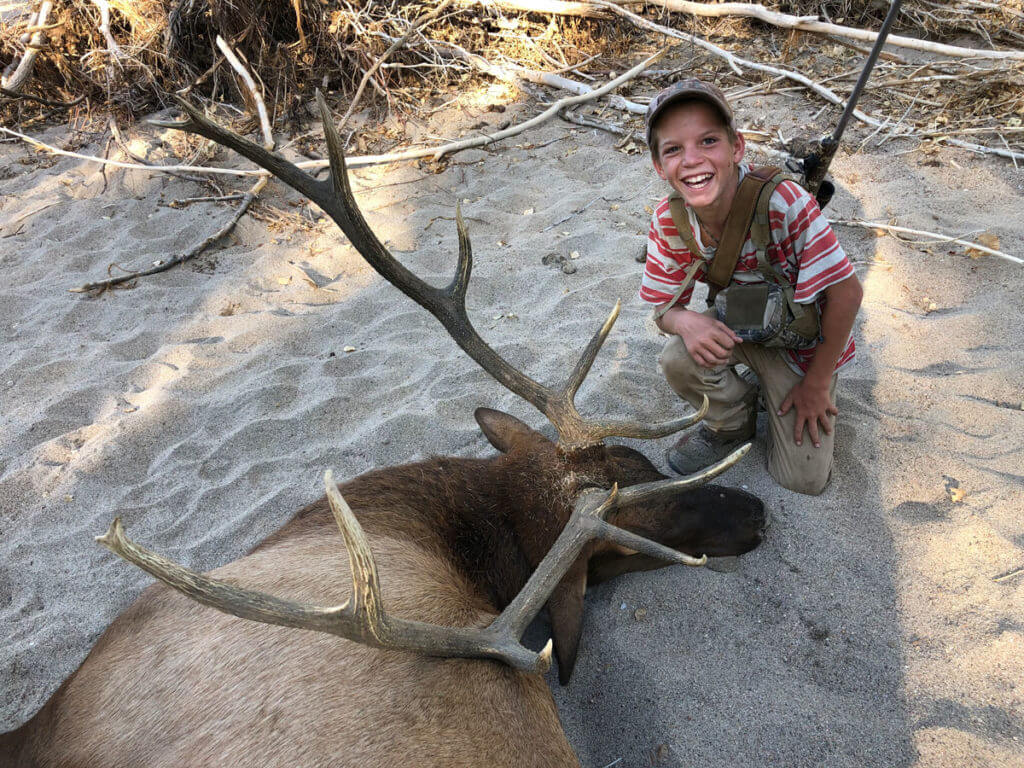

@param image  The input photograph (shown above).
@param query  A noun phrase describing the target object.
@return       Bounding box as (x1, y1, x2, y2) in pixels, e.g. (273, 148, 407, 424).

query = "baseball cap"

(644, 78, 736, 149)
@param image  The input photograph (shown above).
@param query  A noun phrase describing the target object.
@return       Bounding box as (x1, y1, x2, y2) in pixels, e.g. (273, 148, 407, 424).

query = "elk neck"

(276, 448, 589, 614)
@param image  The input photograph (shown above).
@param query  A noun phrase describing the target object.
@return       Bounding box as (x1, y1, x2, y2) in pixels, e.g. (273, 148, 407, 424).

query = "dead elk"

(1, 94, 767, 768)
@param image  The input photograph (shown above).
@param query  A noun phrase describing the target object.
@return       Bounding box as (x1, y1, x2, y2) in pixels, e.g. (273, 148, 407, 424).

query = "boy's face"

(651, 100, 745, 217)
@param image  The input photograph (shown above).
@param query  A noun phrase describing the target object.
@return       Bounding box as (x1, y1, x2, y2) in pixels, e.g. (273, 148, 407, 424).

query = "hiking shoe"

(666, 425, 754, 475)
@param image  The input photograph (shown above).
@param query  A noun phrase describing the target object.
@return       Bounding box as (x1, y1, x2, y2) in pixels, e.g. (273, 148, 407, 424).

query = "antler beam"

(151, 88, 699, 449)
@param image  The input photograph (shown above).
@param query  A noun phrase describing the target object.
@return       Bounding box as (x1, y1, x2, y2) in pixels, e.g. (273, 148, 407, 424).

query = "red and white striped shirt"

(639, 166, 856, 374)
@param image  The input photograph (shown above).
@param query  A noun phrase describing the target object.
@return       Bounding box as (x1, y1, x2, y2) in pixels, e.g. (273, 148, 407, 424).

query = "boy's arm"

(778, 273, 863, 447)
(644, 202, 741, 368)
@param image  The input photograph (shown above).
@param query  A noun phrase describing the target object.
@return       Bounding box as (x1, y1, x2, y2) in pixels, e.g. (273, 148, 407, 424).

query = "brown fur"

(3, 409, 766, 767)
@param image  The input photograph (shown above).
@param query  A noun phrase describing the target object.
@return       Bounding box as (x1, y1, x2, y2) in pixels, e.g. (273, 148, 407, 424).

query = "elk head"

(98, 91, 766, 685)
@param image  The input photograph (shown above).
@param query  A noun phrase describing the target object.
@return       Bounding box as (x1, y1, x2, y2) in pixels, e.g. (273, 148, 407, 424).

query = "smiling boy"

(639, 79, 863, 495)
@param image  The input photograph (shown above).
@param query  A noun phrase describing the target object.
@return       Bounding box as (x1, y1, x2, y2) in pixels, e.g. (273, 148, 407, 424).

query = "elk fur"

(2, 409, 765, 768)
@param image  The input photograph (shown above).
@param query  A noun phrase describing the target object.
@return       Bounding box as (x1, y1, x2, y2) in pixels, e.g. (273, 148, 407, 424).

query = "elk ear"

(546, 555, 589, 686)
(474, 408, 549, 453)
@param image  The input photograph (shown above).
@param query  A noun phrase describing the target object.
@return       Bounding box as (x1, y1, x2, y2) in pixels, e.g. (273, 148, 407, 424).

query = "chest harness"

(653, 165, 821, 350)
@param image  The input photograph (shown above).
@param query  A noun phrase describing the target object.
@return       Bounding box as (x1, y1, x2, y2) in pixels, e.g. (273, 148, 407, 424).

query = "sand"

(1, 81, 1022, 766)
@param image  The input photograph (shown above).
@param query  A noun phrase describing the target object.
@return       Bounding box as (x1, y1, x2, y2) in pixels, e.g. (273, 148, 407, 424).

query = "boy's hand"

(778, 375, 837, 448)
(674, 310, 742, 368)
(657, 307, 741, 368)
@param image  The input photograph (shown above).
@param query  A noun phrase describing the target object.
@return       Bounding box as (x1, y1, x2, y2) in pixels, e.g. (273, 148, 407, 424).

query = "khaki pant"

(659, 335, 837, 496)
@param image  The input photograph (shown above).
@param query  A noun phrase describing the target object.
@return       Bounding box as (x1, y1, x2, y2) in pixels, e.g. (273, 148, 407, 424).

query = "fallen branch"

(70, 176, 269, 293)
(645, 0, 1024, 62)
(560, 107, 641, 140)
(454, 0, 603, 16)
(0, 86, 83, 107)
(826, 34, 907, 64)
(831, 219, 1022, 265)
(931, 137, 1024, 163)
(216, 36, 274, 151)
(166, 193, 247, 208)
(516, 67, 645, 114)
(2, 1, 54, 94)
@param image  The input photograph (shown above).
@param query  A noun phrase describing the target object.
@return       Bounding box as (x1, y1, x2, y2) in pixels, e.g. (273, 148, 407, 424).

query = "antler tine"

(614, 442, 752, 508)
(96, 472, 551, 673)
(323, 470, 385, 636)
(563, 300, 621, 400)
(548, 299, 712, 449)
(490, 481, 707, 641)
(450, 203, 473, 303)
(562, 394, 711, 449)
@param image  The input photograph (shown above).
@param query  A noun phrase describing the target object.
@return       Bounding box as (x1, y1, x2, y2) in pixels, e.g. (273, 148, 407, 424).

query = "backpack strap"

(746, 169, 810, 323)
(667, 193, 702, 257)
(705, 165, 781, 292)
(652, 258, 703, 320)
(657, 193, 707, 320)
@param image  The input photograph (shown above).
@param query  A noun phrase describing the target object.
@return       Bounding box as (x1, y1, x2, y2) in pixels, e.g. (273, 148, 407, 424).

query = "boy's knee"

(776, 474, 830, 496)
(659, 336, 703, 381)
(769, 459, 831, 496)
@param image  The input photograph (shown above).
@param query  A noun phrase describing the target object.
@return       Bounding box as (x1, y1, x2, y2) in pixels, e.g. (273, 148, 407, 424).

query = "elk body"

(1, 94, 767, 768)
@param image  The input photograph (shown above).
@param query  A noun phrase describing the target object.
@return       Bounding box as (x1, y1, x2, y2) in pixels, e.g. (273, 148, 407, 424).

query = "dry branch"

(516, 68, 645, 114)
(69, 176, 268, 293)
(456, 0, 603, 16)
(643, 0, 1024, 62)
(2, 1, 54, 94)
(831, 219, 1022, 265)
(0, 86, 82, 107)
(216, 36, 274, 151)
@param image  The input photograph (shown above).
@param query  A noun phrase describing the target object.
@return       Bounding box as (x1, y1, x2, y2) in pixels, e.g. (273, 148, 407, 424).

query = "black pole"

(803, 0, 903, 208)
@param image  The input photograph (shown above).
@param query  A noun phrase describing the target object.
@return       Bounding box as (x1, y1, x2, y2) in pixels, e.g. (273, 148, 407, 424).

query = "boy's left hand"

(778, 376, 837, 448)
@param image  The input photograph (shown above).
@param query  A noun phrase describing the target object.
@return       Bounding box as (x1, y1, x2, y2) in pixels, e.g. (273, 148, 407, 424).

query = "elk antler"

(150, 91, 702, 449)
(97, 447, 745, 673)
